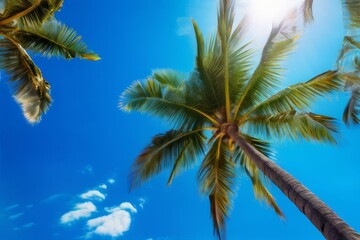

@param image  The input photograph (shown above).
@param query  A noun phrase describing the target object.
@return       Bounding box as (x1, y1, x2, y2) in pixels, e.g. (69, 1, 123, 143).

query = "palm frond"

(343, 88, 360, 125)
(342, 0, 360, 30)
(234, 134, 283, 218)
(198, 138, 237, 240)
(1, 0, 63, 26)
(120, 77, 219, 128)
(244, 71, 340, 117)
(152, 69, 185, 88)
(301, 0, 314, 24)
(234, 13, 299, 117)
(129, 129, 206, 190)
(244, 110, 339, 144)
(0, 38, 50, 122)
(15, 20, 100, 60)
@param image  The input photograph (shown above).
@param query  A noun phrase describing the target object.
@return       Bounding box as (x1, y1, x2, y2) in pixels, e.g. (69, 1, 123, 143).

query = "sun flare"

(248, 0, 302, 23)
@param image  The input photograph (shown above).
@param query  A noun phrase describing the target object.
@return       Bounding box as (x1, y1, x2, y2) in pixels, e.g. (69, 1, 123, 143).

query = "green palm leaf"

(120, 77, 219, 128)
(243, 71, 340, 117)
(129, 129, 206, 189)
(15, 20, 100, 60)
(0, 38, 50, 122)
(244, 110, 339, 144)
(198, 138, 237, 240)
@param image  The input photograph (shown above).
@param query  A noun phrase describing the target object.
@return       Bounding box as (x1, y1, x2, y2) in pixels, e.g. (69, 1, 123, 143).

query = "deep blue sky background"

(0, 0, 359, 239)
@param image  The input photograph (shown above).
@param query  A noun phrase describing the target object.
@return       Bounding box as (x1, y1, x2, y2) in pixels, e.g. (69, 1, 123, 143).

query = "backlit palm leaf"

(129, 129, 206, 189)
(301, 0, 314, 24)
(234, 13, 299, 117)
(15, 20, 100, 60)
(0, 38, 50, 122)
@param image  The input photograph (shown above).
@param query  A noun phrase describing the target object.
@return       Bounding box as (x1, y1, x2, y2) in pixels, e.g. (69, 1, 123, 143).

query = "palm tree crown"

(0, 0, 99, 123)
(120, 0, 359, 239)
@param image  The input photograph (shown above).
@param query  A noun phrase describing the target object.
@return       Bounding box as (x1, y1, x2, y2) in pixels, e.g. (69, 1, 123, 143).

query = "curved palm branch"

(120, 77, 219, 127)
(0, 38, 50, 122)
(0, 0, 63, 26)
(14, 20, 100, 60)
(129, 129, 206, 189)
(244, 110, 338, 144)
(240, 70, 341, 119)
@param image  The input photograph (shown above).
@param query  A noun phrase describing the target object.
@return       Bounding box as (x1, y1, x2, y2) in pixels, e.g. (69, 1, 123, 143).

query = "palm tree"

(302, 0, 360, 125)
(0, 0, 99, 123)
(120, 0, 359, 239)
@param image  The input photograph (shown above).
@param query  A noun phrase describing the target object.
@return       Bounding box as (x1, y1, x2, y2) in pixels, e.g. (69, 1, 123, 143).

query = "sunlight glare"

(248, 0, 301, 23)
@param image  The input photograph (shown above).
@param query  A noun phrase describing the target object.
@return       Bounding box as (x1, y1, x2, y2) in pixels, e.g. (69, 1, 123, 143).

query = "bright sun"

(248, 0, 302, 23)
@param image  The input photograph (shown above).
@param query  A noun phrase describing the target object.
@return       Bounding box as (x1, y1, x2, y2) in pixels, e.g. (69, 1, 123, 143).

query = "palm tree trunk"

(227, 123, 360, 240)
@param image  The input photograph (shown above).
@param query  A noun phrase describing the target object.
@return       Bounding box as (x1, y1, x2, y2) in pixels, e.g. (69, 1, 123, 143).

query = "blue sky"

(0, 0, 359, 239)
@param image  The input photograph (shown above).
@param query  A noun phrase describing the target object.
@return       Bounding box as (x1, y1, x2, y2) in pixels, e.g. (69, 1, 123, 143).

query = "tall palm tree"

(0, 0, 99, 123)
(120, 0, 359, 239)
(302, 0, 360, 125)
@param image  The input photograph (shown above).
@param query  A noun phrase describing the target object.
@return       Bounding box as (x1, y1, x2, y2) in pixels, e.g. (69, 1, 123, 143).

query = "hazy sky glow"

(0, 0, 359, 240)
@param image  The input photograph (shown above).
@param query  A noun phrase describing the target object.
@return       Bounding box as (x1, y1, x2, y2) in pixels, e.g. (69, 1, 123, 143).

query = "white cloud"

(105, 202, 137, 214)
(108, 178, 115, 184)
(87, 209, 131, 237)
(60, 202, 96, 224)
(176, 17, 192, 36)
(9, 212, 24, 220)
(80, 190, 106, 201)
(99, 184, 107, 189)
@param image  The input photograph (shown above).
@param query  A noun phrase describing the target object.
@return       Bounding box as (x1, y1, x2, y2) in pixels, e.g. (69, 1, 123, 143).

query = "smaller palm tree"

(303, 0, 360, 125)
(0, 0, 99, 123)
(120, 0, 359, 239)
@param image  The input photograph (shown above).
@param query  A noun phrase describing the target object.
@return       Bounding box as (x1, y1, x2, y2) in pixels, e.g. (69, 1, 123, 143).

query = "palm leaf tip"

(80, 53, 101, 61)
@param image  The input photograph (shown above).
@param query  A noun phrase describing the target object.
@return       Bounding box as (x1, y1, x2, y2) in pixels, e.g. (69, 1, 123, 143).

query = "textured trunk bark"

(227, 124, 360, 240)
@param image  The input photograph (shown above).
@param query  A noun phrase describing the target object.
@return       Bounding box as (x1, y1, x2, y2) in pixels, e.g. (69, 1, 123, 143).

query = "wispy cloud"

(60, 202, 96, 224)
(176, 17, 192, 36)
(80, 190, 106, 201)
(99, 184, 107, 189)
(81, 165, 94, 175)
(23, 222, 35, 228)
(4, 204, 20, 211)
(9, 212, 24, 220)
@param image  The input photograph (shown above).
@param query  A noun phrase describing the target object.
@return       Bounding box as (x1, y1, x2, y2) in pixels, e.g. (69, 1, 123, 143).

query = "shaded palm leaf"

(0, 38, 50, 122)
(1, 0, 62, 26)
(15, 20, 100, 60)
(129, 129, 206, 189)
(198, 138, 237, 240)
(343, 88, 360, 125)
(244, 110, 339, 144)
